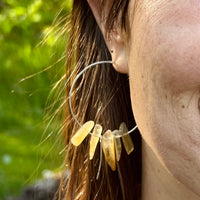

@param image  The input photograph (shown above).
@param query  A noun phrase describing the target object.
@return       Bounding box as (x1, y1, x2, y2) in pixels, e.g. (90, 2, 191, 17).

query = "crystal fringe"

(71, 121, 134, 171)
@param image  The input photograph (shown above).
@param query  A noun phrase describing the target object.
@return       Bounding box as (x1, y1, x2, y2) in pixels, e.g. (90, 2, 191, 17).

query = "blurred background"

(0, 0, 72, 198)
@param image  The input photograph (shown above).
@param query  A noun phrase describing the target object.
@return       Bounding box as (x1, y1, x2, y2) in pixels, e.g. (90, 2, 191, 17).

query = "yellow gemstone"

(102, 130, 116, 171)
(89, 124, 102, 160)
(119, 122, 134, 155)
(71, 121, 95, 146)
(113, 130, 122, 162)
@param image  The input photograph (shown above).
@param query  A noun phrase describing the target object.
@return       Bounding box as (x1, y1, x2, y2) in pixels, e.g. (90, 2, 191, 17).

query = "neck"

(141, 140, 200, 200)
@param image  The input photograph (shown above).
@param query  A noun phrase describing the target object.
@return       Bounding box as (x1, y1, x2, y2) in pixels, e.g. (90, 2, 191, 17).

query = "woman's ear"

(87, 0, 129, 74)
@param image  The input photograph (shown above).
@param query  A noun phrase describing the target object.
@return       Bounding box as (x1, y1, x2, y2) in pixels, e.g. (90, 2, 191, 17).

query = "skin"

(128, 0, 200, 199)
(88, 0, 200, 199)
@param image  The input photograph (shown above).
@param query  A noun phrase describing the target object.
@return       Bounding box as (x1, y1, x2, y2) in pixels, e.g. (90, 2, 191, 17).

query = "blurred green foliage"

(0, 0, 72, 198)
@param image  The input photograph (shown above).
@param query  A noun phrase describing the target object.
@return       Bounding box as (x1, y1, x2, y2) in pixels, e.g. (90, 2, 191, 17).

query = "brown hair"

(62, 0, 141, 199)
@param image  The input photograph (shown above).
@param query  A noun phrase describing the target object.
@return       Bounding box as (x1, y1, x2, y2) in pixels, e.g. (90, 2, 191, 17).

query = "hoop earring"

(69, 60, 138, 172)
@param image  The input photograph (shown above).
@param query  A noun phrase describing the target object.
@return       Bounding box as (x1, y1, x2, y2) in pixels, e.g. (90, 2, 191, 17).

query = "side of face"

(128, 0, 200, 196)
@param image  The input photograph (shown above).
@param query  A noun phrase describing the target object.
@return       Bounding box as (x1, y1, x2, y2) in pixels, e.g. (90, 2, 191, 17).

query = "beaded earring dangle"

(69, 61, 138, 172)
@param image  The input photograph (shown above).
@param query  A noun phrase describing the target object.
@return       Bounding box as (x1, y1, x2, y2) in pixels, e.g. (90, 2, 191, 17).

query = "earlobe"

(87, 0, 129, 74)
(111, 49, 129, 74)
(110, 32, 129, 74)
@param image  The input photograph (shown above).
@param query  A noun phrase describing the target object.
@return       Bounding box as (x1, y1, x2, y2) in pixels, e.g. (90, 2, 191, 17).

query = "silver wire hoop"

(69, 60, 138, 138)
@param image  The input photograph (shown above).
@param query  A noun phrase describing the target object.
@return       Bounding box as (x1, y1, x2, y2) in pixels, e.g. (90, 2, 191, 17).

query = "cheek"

(128, 0, 200, 195)
(131, 1, 200, 150)
(130, 0, 200, 92)
(153, 25, 200, 92)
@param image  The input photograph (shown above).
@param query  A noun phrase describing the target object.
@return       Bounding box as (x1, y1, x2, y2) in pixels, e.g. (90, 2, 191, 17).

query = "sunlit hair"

(61, 0, 141, 199)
